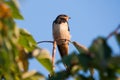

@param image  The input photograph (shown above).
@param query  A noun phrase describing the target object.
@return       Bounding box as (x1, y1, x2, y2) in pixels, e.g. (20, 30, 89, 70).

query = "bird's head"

(56, 14, 70, 21)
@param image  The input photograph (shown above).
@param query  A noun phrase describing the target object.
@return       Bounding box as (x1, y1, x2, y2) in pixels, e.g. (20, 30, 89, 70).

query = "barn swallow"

(52, 14, 71, 58)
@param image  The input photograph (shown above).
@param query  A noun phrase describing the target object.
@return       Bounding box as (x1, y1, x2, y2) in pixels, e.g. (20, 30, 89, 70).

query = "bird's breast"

(53, 22, 71, 45)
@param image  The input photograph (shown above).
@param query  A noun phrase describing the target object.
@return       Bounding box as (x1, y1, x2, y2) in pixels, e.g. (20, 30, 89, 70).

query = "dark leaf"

(78, 54, 93, 71)
(108, 56, 120, 73)
(75, 73, 95, 80)
(48, 70, 69, 80)
(57, 53, 79, 67)
(89, 37, 112, 60)
(115, 33, 120, 46)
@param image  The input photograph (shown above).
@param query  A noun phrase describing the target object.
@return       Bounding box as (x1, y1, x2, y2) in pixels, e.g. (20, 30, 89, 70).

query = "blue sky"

(17, 0, 120, 79)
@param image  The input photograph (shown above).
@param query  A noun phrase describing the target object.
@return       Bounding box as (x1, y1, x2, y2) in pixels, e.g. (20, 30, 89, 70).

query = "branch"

(37, 39, 71, 44)
(52, 41, 57, 70)
(107, 25, 120, 39)
(37, 41, 54, 44)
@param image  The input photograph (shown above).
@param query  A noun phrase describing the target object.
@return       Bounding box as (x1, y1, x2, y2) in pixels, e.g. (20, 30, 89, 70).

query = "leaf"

(32, 48, 54, 73)
(115, 33, 120, 46)
(72, 41, 89, 53)
(108, 56, 120, 71)
(0, 2, 12, 18)
(22, 70, 45, 80)
(89, 37, 112, 60)
(57, 53, 79, 67)
(18, 29, 37, 52)
(6, 0, 24, 20)
(48, 70, 69, 80)
(75, 74, 94, 80)
(17, 50, 29, 72)
(0, 49, 10, 72)
(78, 54, 93, 71)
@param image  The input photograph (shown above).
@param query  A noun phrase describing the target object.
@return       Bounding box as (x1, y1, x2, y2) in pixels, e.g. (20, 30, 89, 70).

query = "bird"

(52, 14, 71, 58)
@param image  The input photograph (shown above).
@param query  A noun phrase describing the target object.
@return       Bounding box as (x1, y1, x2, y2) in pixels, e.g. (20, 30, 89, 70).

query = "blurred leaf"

(89, 37, 112, 60)
(48, 70, 69, 80)
(2, 17, 15, 31)
(0, 48, 10, 72)
(78, 54, 93, 71)
(0, 2, 12, 18)
(22, 70, 45, 80)
(6, 0, 24, 20)
(108, 56, 120, 74)
(75, 74, 94, 80)
(72, 41, 89, 53)
(115, 33, 120, 46)
(57, 53, 79, 67)
(32, 48, 54, 73)
(17, 49, 29, 72)
(18, 29, 37, 52)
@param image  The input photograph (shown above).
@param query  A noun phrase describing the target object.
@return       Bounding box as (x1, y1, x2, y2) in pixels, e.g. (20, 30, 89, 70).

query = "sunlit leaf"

(0, 2, 12, 18)
(18, 29, 37, 52)
(32, 48, 54, 73)
(22, 70, 45, 80)
(17, 50, 29, 72)
(6, 0, 24, 20)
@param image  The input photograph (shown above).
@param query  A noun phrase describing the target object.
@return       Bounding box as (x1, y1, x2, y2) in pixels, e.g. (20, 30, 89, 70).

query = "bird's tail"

(57, 44, 71, 71)
(57, 44, 68, 58)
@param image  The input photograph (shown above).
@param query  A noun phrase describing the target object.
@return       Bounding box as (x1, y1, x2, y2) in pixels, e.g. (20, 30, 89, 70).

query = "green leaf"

(57, 53, 79, 67)
(115, 33, 120, 46)
(108, 56, 120, 70)
(72, 41, 88, 53)
(18, 29, 37, 52)
(32, 48, 54, 73)
(6, 0, 24, 20)
(89, 37, 112, 60)
(78, 54, 93, 70)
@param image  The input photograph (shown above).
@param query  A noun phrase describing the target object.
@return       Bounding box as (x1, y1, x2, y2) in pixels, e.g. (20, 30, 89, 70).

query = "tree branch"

(37, 39, 71, 44)
(37, 41, 54, 44)
(107, 25, 120, 39)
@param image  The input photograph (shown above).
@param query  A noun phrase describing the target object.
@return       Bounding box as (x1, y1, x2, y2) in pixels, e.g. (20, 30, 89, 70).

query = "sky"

(17, 0, 120, 80)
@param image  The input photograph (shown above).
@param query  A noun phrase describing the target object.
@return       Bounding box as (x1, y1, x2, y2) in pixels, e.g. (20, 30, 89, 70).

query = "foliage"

(0, 0, 120, 80)
(0, 0, 44, 80)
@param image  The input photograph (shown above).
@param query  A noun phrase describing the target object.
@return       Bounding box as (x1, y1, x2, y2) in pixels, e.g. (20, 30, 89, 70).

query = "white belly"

(53, 22, 71, 42)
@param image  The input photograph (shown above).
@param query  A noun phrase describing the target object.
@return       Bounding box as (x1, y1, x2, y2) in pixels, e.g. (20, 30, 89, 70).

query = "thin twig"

(37, 39, 71, 44)
(107, 25, 120, 39)
(37, 41, 54, 44)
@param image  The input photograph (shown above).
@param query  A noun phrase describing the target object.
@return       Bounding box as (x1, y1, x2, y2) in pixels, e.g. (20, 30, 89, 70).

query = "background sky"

(17, 0, 120, 80)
